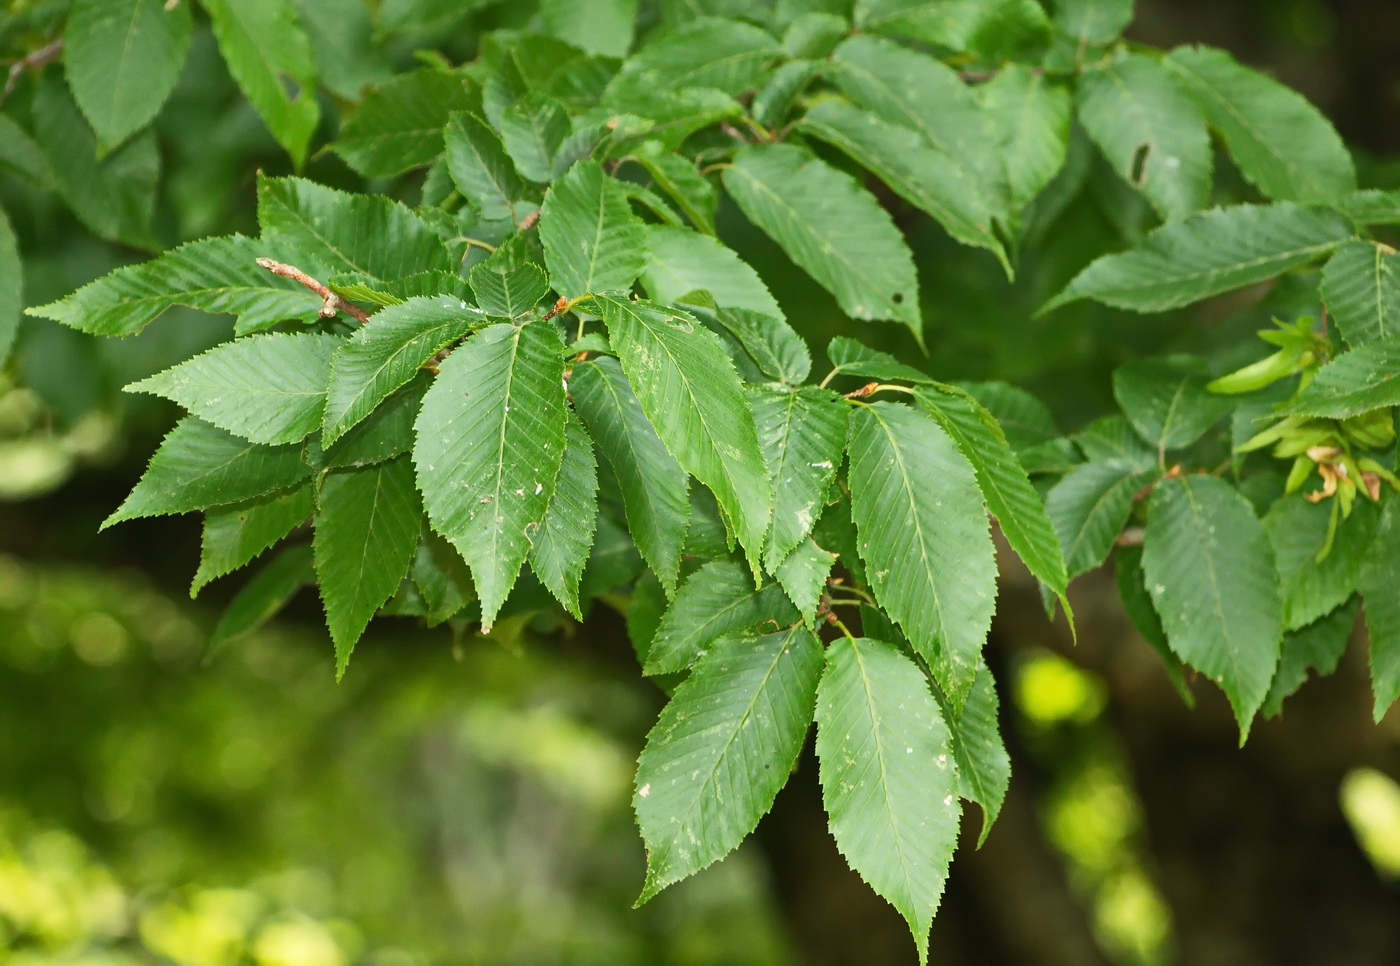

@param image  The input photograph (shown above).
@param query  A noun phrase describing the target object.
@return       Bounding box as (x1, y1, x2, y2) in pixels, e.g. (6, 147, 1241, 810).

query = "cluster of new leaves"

(16, 0, 1400, 960)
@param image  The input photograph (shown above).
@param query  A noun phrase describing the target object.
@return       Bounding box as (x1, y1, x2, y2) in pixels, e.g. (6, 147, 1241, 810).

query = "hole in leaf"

(1130, 142, 1152, 187)
(892, 292, 905, 305)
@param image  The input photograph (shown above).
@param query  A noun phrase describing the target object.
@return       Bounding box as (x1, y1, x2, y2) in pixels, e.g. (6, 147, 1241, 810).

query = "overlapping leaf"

(643, 561, 797, 676)
(529, 413, 600, 618)
(847, 402, 997, 709)
(210, 544, 314, 649)
(607, 17, 780, 100)
(1360, 499, 1400, 721)
(1290, 335, 1400, 418)
(498, 90, 571, 183)
(639, 225, 783, 319)
(192, 483, 314, 595)
(775, 536, 838, 628)
(1262, 600, 1357, 718)
(540, 161, 646, 297)
(469, 263, 549, 319)
(0, 208, 18, 366)
(1264, 494, 1378, 631)
(1047, 459, 1155, 579)
(978, 63, 1071, 211)
(413, 322, 567, 627)
(541, 0, 638, 57)
(444, 112, 526, 223)
(1112, 356, 1231, 451)
(335, 68, 480, 177)
(713, 308, 810, 386)
(935, 662, 1010, 845)
(1321, 240, 1399, 348)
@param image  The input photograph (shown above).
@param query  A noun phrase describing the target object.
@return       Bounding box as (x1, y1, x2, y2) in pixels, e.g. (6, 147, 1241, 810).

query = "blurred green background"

(3, 1, 1400, 964)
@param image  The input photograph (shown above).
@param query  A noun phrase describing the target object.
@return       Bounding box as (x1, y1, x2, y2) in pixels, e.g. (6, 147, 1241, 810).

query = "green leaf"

(444, 111, 526, 223)
(859, 0, 1050, 61)
(957, 381, 1061, 454)
(1076, 54, 1211, 221)
(540, 160, 647, 297)
(935, 662, 1010, 846)
(529, 412, 600, 619)
(257, 175, 453, 281)
(290, 0, 392, 101)
(644, 560, 798, 675)
(1321, 240, 1399, 348)
(413, 322, 567, 628)
(32, 75, 158, 248)
(848, 402, 997, 709)
(639, 225, 783, 320)
(1142, 475, 1283, 737)
(1165, 45, 1355, 204)
(635, 627, 822, 901)
(128, 332, 339, 445)
(335, 68, 479, 177)
(209, 544, 314, 649)
(570, 357, 691, 594)
(323, 375, 429, 470)
(1361, 498, 1400, 721)
(1042, 203, 1355, 314)
(1333, 189, 1400, 226)
(498, 90, 571, 184)
(541, 0, 638, 58)
(1290, 336, 1400, 418)
(712, 308, 811, 385)
(1114, 544, 1193, 702)
(1047, 459, 1155, 579)
(628, 142, 716, 235)
(201, 0, 320, 167)
(0, 114, 48, 187)
(104, 417, 313, 528)
(750, 384, 848, 569)
(1265, 494, 1379, 631)
(1262, 599, 1357, 718)
(468, 262, 548, 320)
(192, 482, 314, 596)
(751, 59, 822, 130)
(815, 637, 960, 965)
(25, 234, 323, 337)
(830, 35, 1007, 219)
(915, 387, 1069, 603)
(1053, 0, 1132, 44)
(589, 296, 771, 569)
(65, 0, 192, 150)
(1112, 355, 1232, 451)
(1074, 415, 1157, 469)
(978, 63, 1071, 211)
(797, 101, 1007, 266)
(0, 207, 19, 367)
(724, 144, 920, 336)
(607, 17, 780, 100)
(323, 296, 488, 445)
(413, 531, 476, 626)
(775, 536, 838, 629)
(327, 270, 469, 309)
(827, 336, 933, 385)
(313, 456, 422, 676)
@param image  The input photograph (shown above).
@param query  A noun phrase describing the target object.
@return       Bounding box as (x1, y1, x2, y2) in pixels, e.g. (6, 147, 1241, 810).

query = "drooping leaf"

(570, 357, 690, 593)
(540, 160, 647, 297)
(322, 296, 488, 445)
(1111, 355, 1232, 452)
(25, 234, 323, 337)
(607, 17, 781, 101)
(1360, 498, 1400, 721)
(712, 308, 811, 386)
(589, 296, 771, 568)
(1042, 203, 1354, 314)
(497, 90, 571, 183)
(1053, 0, 1133, 44)
(104, 417, 313, 528)
(933, 661, 1010, 846)
(978, 63, 1071, 211)
(444, 111, 527, 223)
(827, 336, 933, 385)
(257, 175, 453, 281)
(815, 637, 961, 965)
(644, 560, 798, 676)
(750, 384, 848, 569)
(541, 0, 638, 58)
(1113, 543, 1192, 702)
(413, 531, 476, 626)
(725, 144, 921, 335)
(327, 270, 470, 309)
(1165, 45, 1355, 204)
(628, 142, 717, 234)
(127, 332, 339, 445)
(1321, 240, 1400, 348)
(797, 101, 1007, 266)
(469, 263, 549, 319)
(1290, 336, 1400, 419)
(1073, 415, 1158, 469)
(1046, 459, 1155, 579)
(313, 456, 423, 676)
(1264, 494, 1378, 631)
(635, 627, 822, 901)
(209, 544, 315, 650)
(192, 482, 314, 596)
(1142, 475, 1283, 738)
(335, 68, 479, 177)
(775, 536, 838, 629)
(0, 207, 19, 366)
(639, 225, 783, 320)
(830, 35, 1007, 219)
(751, 59, 822, 129)
(1076, 54, 1212, 221)
(65, 0, 192, 150)
(1262, 599, 1357, 718)
(290, 0, 392, 101)
(915, 387, 1069, 604)
(957, 381, 1061, 454)
(201, 0, 320, 167)
(529, 412, 600, 619)
(848, 402, 997, 709)
(413, 322, 568, 627)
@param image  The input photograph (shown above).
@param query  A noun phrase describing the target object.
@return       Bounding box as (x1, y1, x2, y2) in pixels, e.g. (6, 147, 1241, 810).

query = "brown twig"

(541, 296, 569, 322)
(844, 381, 881, 399)
(256, 257, 371, 324)
(518, 208, 541, 232)
(2, 38, 63, 106)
